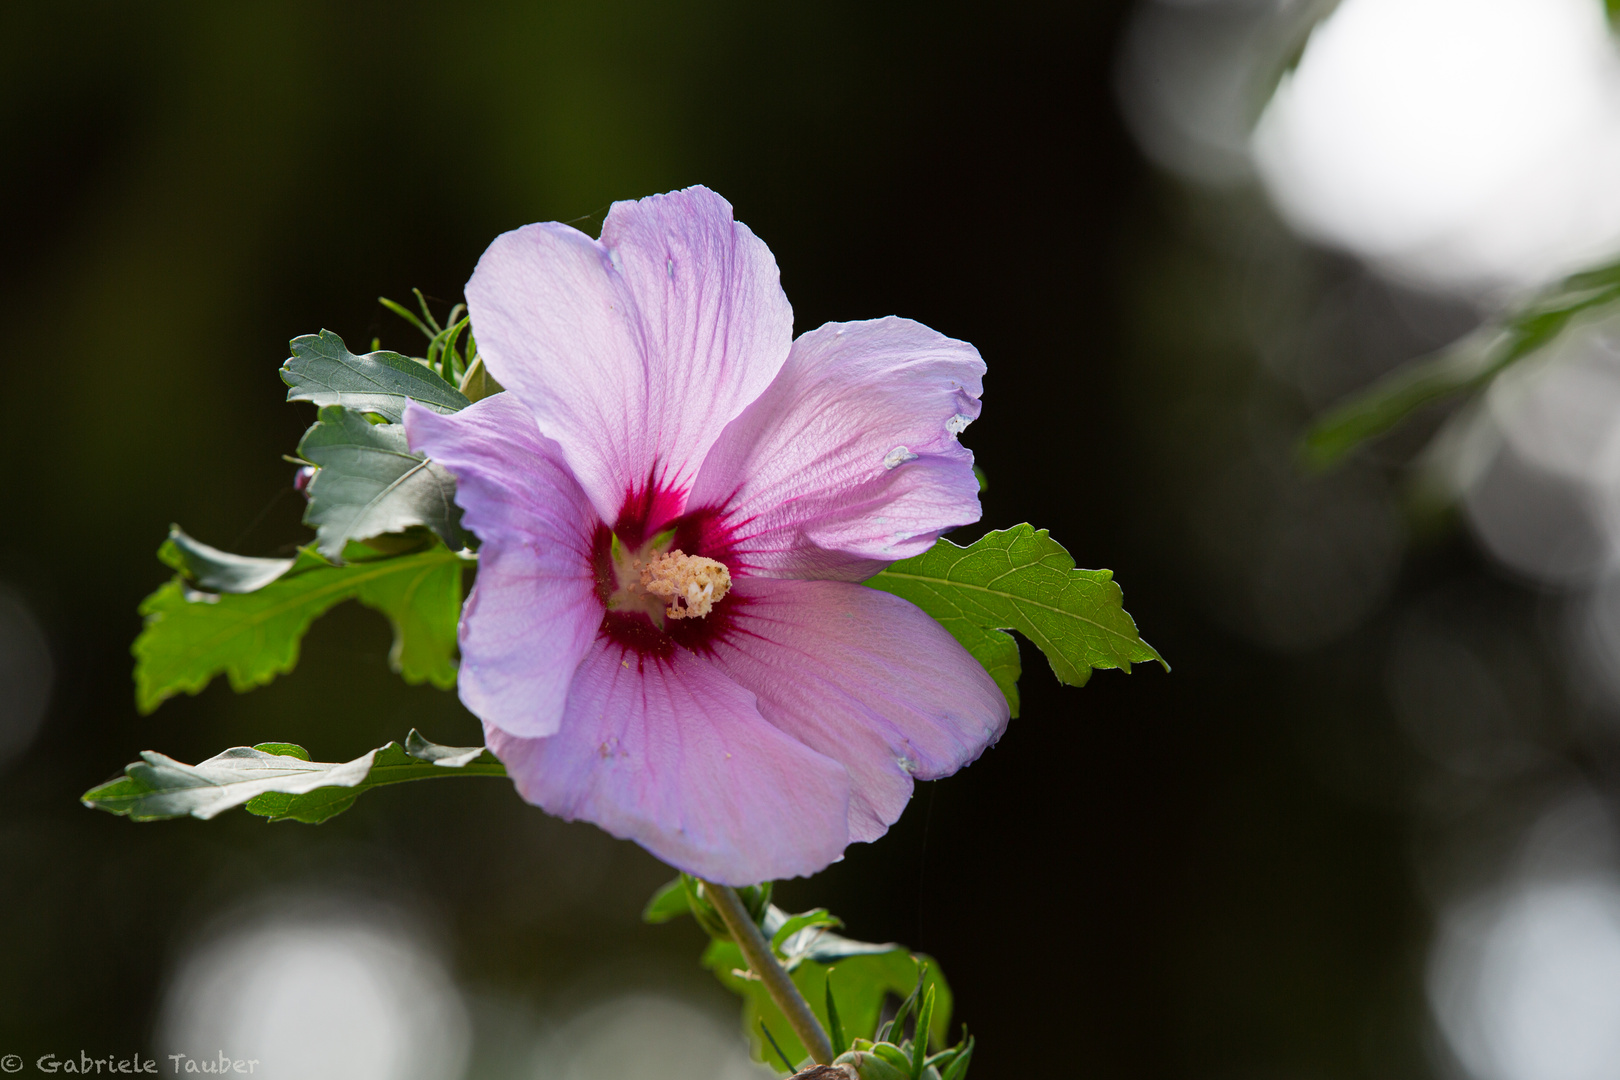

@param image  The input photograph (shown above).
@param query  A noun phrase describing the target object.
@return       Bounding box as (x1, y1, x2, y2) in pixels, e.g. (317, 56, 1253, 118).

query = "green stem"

(701, 879, 835, 1067)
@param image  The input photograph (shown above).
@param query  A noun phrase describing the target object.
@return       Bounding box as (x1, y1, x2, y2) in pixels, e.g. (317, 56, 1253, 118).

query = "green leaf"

(636, 873, 775, 935)
(378, 295, 436, 340)
(642, 877, 693, 925)
(704, 905, 951, 1070)
(877, 968, 921, 1046)
(297, 405, 464, 559)
(759, 1023, 795, 1074)
(866, 524, 1164, 718)
(349, 542, 467, 687)
(82, 730, 504, 824)
(250, 742, 309, 760)
(912, 984, 936, 1072)
(1305, 256, 1620, 467)
(937, 1036, 973, 1080)
(872, 1043, 912, 1073)
(241, 787, 358, 824)
(133, 540, 467, 714)
(162, 527, 295, 593)
(825, 977, 848, 1057)
(925, 1035, 971, 1080)
(281, 330, 469, 423)
(772, 913, 898, 971)
(770, 908, 842, 958)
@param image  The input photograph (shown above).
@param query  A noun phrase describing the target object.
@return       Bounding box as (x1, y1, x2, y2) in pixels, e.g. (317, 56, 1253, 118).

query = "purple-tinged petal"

(689, 317, 984, 581)
(709, 577, 1008, 844)
(465, 186, 793, 528)
(405, 396, 600, 739)
(486, 640, 851, 884)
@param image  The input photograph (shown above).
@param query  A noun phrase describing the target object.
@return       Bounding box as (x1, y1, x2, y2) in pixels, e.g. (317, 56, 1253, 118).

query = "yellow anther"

(640, 550, 732, 619)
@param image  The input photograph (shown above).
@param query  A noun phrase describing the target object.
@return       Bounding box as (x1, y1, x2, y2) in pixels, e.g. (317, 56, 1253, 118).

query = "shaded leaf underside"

(297, 405, 465, 560)
(163, 526, 296, 593)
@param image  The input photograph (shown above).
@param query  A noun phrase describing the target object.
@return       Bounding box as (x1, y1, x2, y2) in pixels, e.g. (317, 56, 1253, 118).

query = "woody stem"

(701, 879, 836, 1067)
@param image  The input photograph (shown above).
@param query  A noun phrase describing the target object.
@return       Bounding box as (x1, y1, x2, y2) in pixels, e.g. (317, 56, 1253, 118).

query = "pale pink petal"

(466, 186, 793, 527)
(689, 317, 984, 580)
(709, 577, 1008, 844)
(405, 396, 600, 739)
(486, 640, 852, 884)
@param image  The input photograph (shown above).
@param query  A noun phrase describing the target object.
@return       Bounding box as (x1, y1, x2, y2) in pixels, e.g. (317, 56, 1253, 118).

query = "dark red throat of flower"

(591, 486, 743, 659)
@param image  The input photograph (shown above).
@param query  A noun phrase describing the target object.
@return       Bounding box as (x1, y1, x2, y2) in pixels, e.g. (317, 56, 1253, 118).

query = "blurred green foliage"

(1305, 254, 1620, 467)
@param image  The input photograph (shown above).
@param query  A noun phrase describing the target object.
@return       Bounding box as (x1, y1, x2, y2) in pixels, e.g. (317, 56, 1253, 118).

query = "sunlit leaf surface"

(280, 329, 470, 422)
(867, 524, 1164, 717)
(82, 730, 504, 824)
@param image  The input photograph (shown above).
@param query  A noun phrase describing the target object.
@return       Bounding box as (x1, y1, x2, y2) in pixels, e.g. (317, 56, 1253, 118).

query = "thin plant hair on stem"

(700, 878, 836, 1066)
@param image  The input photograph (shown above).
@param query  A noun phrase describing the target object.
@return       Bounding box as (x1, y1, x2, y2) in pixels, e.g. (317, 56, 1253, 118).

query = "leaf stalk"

(700, 878, 835, 1067)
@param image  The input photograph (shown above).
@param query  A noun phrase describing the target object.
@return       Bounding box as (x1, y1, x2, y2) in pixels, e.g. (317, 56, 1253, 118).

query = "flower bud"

(830, 1050, 908, 1080)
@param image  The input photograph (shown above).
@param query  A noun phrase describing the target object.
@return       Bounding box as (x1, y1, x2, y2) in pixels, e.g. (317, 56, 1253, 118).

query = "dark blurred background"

(7, 2, 1620, 1078)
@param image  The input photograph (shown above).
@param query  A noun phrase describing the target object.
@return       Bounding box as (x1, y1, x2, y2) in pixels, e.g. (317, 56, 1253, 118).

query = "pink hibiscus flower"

(405, 186, 1008, 884)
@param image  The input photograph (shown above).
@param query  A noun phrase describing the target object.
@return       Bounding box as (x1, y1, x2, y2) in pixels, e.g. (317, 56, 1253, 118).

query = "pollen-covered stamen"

(641, 549, 731, 619)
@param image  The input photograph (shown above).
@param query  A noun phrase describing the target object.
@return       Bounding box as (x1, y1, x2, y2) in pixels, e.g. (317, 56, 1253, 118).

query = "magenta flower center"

(591, 493, 745, 658)
(604, 531, 732, 626)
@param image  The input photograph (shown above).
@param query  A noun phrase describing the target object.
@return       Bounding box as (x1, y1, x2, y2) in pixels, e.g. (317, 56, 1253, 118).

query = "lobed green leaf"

(280, 329, 469, 423)
(82, 730, 504, 824)
(866, 524, 1164, 717)
(133, 536, 467, 714)
(297, 405, 465, 560)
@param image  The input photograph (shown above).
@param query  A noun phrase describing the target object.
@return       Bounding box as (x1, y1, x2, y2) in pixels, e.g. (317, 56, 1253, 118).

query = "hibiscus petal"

(465, 186, 793, 528)
(486, 641, 851, 884)
(690, 317, 985, 580)
(710, 577, 1008, 844)
(405, 396, 601, 739)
